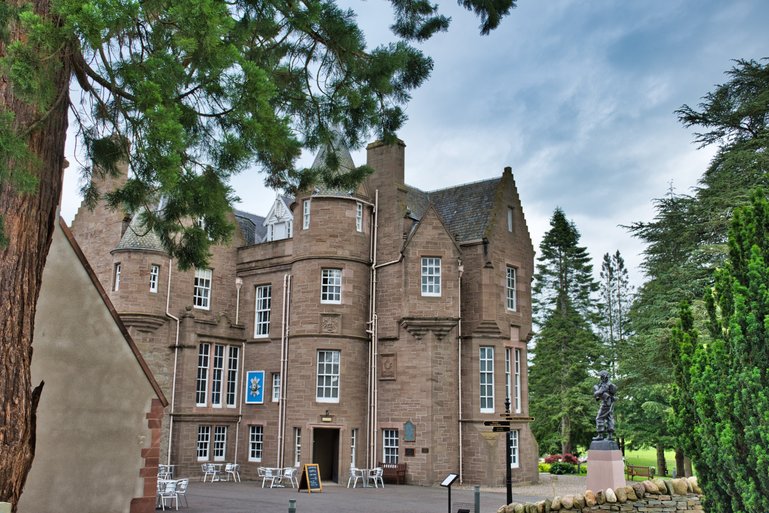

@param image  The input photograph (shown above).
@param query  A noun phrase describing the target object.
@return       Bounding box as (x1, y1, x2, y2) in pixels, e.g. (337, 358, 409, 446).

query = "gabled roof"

(406, 177, 501, 243)
(58, 218, 168, 406)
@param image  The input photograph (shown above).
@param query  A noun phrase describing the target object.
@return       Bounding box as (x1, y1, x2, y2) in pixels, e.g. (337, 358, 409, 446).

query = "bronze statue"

(593, 371, 617, 441)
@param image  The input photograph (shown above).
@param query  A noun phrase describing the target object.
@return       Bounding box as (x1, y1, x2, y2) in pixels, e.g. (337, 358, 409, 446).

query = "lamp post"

(505, 397, 512, 506)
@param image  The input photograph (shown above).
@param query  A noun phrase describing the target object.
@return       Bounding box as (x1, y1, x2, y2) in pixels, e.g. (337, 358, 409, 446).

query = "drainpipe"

(235, 340, 245, 465)
(457, 260, 464, 484)
(165, 259, 180, 466)
(366, 192, 378, 469)
(233, 278, 244, 464)
(278, 273, 292, 467)
(369, 190, 407, 467)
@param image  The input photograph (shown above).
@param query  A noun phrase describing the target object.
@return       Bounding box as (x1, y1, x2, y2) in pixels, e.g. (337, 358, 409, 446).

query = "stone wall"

(498, 477, 705, 513)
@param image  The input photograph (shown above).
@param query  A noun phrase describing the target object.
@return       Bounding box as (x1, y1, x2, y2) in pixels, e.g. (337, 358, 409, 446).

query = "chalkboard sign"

(298, 463, 322, 493)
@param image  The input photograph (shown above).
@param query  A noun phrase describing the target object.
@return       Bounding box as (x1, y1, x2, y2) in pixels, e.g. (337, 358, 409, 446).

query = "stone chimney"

(365, 139, 407, 263)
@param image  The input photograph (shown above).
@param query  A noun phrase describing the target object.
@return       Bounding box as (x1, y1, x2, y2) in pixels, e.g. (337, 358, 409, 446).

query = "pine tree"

(598, 250, 632, 377)
(530, 208, 602, 455)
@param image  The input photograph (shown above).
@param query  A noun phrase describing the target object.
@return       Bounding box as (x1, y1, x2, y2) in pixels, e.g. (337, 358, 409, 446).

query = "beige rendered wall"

(20, 222, 159, 513)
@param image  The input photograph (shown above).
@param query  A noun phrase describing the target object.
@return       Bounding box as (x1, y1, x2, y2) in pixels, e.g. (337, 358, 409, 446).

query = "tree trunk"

(655, 444, 667, 477)
(0, 1, 71, 510)
(561, 415, 572, 455)
(674, 447, 685, 478)
(684, 456, 693, 478)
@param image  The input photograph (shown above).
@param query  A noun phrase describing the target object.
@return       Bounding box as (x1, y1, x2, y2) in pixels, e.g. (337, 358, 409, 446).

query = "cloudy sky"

(59, 0, 769, 287)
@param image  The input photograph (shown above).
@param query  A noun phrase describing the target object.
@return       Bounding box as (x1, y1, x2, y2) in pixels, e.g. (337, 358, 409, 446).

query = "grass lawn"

(620, 447, 677, 481)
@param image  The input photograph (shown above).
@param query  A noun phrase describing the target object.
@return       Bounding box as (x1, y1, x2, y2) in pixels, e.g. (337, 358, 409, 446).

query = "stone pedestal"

(586, 440, 626, 491)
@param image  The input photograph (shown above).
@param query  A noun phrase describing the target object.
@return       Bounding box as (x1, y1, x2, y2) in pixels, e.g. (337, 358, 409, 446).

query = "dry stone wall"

(498, 476, 705, 513)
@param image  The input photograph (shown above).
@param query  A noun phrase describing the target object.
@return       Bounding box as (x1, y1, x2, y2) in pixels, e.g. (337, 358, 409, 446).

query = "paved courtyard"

(172, 474, 588, 513)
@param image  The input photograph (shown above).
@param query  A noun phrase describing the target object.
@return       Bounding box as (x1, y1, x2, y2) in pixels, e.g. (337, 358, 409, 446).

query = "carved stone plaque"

(380, 353, 396, 380)
(320, 314, 340, 334)
(403, 420, 416, 442)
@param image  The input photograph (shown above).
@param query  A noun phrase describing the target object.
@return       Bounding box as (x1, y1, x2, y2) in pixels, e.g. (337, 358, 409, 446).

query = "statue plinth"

(586, 439, 625, 492)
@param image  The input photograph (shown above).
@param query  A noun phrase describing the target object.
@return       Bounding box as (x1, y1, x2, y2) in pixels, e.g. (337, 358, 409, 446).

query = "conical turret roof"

(114, 208, 166, 253)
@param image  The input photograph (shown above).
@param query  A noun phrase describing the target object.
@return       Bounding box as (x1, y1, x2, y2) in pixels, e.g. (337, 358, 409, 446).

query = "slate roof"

(114, 208, 166, 253)
(234, 209, 266, 245)
(410, 177, 501, 243)
(311, 132, 356, 195)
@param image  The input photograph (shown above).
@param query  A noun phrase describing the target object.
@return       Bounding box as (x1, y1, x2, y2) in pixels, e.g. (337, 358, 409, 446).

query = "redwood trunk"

(0, 1, 71, 510)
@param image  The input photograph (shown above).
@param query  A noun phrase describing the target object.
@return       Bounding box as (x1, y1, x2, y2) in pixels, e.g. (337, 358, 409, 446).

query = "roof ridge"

(425, 175, 501, 195)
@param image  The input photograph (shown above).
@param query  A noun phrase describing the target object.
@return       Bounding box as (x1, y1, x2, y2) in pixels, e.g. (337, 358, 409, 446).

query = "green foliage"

(549, 462, 576, 475)
(3, 0, 516, 269)
(676, 191, 769, 513)
(623, 59, 769, 457)
(530, 208, 602, 454)
(537, 462, 550, 473)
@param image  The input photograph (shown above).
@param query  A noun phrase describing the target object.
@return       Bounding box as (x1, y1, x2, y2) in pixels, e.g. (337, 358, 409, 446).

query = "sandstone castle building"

(69, 138, 538, 486)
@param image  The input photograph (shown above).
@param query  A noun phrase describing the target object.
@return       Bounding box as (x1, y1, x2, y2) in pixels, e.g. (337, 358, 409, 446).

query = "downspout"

(233, 278, 243, 464)
(369, 190, 407, 466)
(236, 340, 245, 465)
(278, 273, 292, 467)
(165, 259, 180, 466)
(457, 260, 464, 483)
(366, 192, 378, 469)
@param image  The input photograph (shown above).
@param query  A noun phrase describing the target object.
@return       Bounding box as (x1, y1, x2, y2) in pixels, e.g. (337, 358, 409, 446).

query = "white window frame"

(272, 373, 281, 402)
(150, 264, 159, 293)
(196, 343, 239, 407)
(316, 350, 340, 403)
(356, 202, 363, 232)
(226, 345, 239, 407)
(383, 429, 399, 464)
(194, 268, 212, 310)
(211, 344, 225, 407)
(294, 428, 302, 466)
(197, 425, 211, 461)
(506, 266, 517, 311)
(507, 207, 514, 232)
(421, 257, 441, 296)
(480, 346, 495, 413)
(509, 429, 520, 468)
(249, 425, 264, 462)
(213, 425, 227, 461)
(254, 285, 272, 338)
(113, 263, 121, 291)
(320, 269, 342, 304)
(351, 428, 358, 467)
(303, 199, 311, 230)
(514, 348, 522, 414)
(196, 343, 210, 406)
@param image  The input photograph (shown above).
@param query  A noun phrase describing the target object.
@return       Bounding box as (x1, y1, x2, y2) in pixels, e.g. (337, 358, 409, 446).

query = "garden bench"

(625, 464, 655, 480)
(378, 462, 407, 484)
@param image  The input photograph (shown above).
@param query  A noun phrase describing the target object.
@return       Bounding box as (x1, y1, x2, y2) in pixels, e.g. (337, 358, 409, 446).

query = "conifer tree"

(530, 208, 602, 455)
(598, 250, 632, 377)
(674, 191, 769, 513)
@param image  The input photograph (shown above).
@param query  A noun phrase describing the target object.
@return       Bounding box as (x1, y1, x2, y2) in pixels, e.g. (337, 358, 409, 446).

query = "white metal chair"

(201, 463, 219, 482)
(283, 466, 299, 488)
(367, 467, 384, 488)
(175, 479, 189, 508)
(225, 463, 241, 482)
(157, 480, 178, 510)
(347, 467, 363, 488)
(261, 467, 280, 488)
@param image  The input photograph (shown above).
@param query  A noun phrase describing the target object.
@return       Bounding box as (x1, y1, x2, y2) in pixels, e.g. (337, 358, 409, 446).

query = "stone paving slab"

(170, 474, 588, 513)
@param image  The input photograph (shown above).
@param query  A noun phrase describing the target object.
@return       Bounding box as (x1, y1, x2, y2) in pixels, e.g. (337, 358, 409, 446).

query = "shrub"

(538, 462, 551, 473)
(544, 453, 579, 464)
(549, 462, 577, 475)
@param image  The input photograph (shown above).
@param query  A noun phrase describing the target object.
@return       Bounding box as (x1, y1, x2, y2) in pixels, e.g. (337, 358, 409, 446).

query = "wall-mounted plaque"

(403, 420, 416, 442)
(380, 353, 396, 380)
